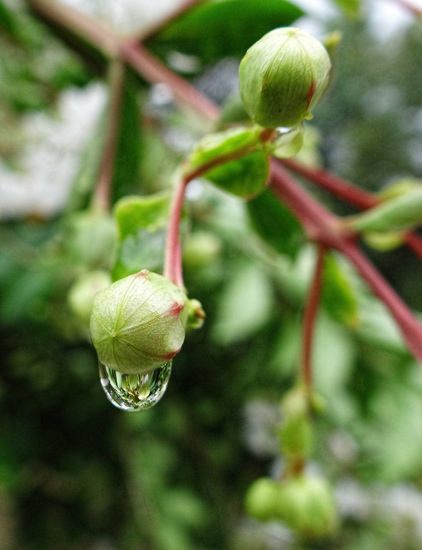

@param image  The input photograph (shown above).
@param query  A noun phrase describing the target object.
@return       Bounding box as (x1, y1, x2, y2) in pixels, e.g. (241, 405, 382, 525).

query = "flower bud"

(239, 27, 331, 128)
(276, 475, 338, 538)
(90, 270, 188, 375)
(245, 477, 281, 522)
(68, 270, 112, 327)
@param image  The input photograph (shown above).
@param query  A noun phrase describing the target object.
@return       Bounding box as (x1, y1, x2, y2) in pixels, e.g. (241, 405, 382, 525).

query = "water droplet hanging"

(99, 362, 172, 411)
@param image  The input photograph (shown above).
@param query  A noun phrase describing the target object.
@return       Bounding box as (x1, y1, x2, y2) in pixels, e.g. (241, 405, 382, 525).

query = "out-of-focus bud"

(245, 477, 281, 522)
(276, 474, 338, 538)
(90, 270, 188, 375)
(68, 270, 112, 327)
(239, 27, 331, 128)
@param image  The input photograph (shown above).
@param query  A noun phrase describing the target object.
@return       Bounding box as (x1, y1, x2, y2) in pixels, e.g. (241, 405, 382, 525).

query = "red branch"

(302, 244, 326, 394)
(280, 157, 422, 260)
(270, 164, 422, 360)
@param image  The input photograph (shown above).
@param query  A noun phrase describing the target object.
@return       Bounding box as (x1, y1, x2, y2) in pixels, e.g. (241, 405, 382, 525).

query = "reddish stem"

(136, 0, 208, 41)
(281, 158, 422, 260)
(302, 244, 326, 395)
(120, 41, 220, 122)
(92, 60, 125, 210)
(270, 164, 422, 360)
(164, 178, 187, 288)
(280, 158, 377, 210)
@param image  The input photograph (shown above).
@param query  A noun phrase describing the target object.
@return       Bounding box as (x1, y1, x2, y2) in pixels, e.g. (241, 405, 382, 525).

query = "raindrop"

(99, 362, 172, 412)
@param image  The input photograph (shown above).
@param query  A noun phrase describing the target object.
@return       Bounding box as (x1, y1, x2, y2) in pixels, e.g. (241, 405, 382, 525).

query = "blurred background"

(1, 0, 422, 548)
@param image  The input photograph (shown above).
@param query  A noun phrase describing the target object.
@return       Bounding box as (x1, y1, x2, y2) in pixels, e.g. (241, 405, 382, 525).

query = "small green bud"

(245, 477, 280, 522)
(90, 270, 188, 375)
(276, 475, 338, 538)
(68, 270, 112, 326)
(239, 27, 331, 128)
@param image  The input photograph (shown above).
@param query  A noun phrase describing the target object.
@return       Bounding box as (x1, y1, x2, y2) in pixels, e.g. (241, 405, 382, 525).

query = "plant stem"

(27, 0, 118, 58)
(120, 40, 220, 121)
(270, 164, 422, 360)
(280, 158, 422, 259)
(280, 158, 377, 210)
(135, 0, 208, 41)
(164, 140, 265, 287)
(92, 59, 125, 211)
(302, 244, 326, 396)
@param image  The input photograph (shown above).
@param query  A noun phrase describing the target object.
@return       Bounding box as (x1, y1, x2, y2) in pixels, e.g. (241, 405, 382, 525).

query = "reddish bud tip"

(306, 80, 317, 110)
(168, 301, 185, 317)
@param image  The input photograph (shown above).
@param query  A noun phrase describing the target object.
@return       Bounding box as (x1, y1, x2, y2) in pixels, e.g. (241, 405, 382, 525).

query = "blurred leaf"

(211, 261, 273, 345)
(112, 193, 170, 280)
(322, 252, 359, 326)
(151, 0, 304, 63)
(366, 385, 422, 481)
(313, 314, 356, 397)
(114, 193, 170, 240)
(247, 188, 304, 258)
(348, 186, 422, 233)
(330, 0, 361, 17)
(205, 151, 269, 198)
(188, 126, 261, 170)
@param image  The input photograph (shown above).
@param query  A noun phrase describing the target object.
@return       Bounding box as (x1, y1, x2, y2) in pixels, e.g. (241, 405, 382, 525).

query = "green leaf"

(247, 188, 304, 258)
(187, 126, 261, 170)
(347, 186, 422, 233)
(114, 193, 171, 240)
(211, 262, 273, 345)
(322, 252, 359, 327)
(151, 0, 304, 63)
(112, 193, 171, 281)
(330, 0, 361, 17)
(205, 150, 269, 198)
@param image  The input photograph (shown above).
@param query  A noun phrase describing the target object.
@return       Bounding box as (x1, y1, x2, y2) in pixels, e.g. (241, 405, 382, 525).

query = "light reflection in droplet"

(99, 362, 172, 412)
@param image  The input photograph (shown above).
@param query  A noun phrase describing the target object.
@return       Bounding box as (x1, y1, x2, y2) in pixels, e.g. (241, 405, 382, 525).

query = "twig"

(119, 41, 220, 122)
(135, 0, 208, 42)
(92, 60, 126, 211)
(280, 157, 422, 260)
(302, 244, 326, 395)
(270, 164, 422, 360)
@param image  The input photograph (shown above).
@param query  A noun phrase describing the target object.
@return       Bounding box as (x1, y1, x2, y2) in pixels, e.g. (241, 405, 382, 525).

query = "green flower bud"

(239, 27, 331, 128)
(68, 270, 112, 327)
(90, 270, 188, 375)
(245, 477, 280, 522)
(276, 475, 338, 538)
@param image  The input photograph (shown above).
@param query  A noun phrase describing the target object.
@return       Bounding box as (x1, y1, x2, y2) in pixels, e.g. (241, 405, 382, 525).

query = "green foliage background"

(1, 1, 422, 549)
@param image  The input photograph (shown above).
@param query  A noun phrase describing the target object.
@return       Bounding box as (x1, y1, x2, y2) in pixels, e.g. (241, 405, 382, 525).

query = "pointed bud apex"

(239, 27, 331, 128)
(90, 270, 188, 375)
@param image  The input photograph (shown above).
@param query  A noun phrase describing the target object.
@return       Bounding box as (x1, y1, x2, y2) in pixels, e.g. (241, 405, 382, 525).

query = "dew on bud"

(99, 361, 172, 412)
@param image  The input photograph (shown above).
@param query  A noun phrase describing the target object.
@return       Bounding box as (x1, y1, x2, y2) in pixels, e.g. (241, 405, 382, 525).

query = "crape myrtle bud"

(90, 270, 188, 375)
(239, 27, 331, 128)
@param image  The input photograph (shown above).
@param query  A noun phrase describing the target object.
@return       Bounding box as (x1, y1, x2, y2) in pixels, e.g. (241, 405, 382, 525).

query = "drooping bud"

(239, 27, 331, 128)
(245, 477, 281, 522)
(276, 475, 338, 538)
(90, 270, 188, 375)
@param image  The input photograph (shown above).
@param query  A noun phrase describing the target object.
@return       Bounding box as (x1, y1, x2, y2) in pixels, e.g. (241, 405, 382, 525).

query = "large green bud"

(239, 27, 331, 128)
(90, 270, 188, 375)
